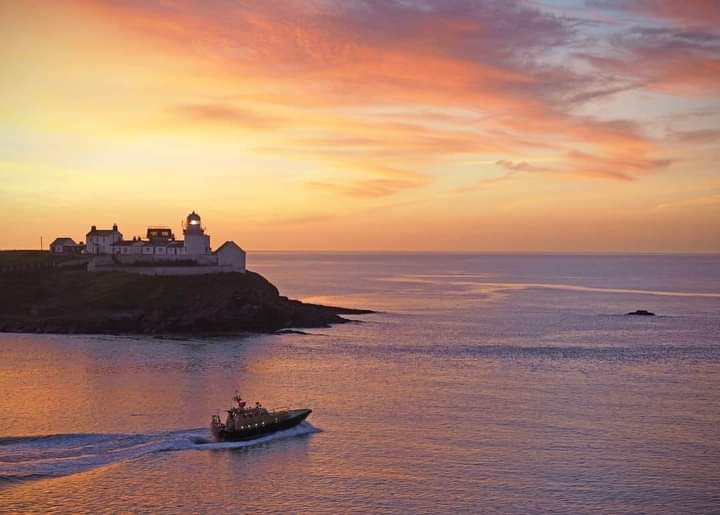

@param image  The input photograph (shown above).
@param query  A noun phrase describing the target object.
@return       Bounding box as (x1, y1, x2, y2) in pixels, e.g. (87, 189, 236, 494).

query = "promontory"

(0, 256, 372, 336)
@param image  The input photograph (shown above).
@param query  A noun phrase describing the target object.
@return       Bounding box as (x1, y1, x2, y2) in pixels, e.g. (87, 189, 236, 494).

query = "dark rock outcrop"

(0, 269, 373, 336)
(625, 309, 656, 316)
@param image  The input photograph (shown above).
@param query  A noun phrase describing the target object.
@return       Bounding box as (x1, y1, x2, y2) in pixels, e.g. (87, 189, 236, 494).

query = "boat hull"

(212, 408, 312, 442)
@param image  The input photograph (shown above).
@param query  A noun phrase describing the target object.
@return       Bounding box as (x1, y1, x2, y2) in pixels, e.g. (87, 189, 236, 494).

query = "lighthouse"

(183, 211, 211, 255)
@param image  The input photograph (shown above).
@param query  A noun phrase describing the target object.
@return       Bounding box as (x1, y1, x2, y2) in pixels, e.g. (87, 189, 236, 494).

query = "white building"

(215, 241, 247, 271)
(108, 212, 215, 259)
(84, 211, 246, 274)
(86, 224, 122, 255)
(113, 228, 188, 258)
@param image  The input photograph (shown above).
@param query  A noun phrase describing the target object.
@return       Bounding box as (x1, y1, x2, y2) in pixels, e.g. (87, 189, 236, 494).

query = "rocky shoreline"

(0, 268, 373, 336)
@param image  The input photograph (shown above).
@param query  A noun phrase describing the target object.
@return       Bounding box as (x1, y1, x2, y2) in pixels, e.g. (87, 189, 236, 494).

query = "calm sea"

(1, 253, 719, 513)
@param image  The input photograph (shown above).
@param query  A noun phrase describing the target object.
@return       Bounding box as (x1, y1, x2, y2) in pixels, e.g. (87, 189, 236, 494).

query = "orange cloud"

(672, 129, 720, 144)
(306, 162, 431, 198)
(563, 151, 671, 181)
(493, 150, 670, 183)
(496, 160, 550, 173)
(170, 104, 288, 128)
(47, 0, 674, 187)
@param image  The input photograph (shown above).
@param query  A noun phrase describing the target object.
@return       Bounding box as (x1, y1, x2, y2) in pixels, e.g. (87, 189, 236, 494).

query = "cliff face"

(0, 270, 371, 335)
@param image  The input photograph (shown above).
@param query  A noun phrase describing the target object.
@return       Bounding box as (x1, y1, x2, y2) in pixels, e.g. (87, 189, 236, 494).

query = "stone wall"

(88, 264, 244, 275)
(87, 253, 245, 275)
(111, 254, 218, 265)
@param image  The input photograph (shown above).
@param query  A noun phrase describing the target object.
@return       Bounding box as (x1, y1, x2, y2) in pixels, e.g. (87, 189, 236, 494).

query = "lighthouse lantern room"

(183, 211, 211, 255)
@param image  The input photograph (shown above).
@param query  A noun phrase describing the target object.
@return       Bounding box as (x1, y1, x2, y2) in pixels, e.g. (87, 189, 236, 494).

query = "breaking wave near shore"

(0, 423, 319, 483)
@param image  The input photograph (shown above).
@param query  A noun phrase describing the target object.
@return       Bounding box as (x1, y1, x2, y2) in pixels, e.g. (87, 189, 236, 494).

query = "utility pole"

(41, 236, 43, 251)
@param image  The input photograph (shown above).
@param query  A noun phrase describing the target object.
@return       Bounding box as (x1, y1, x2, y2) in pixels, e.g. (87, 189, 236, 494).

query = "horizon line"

(4, 248, 718, 256)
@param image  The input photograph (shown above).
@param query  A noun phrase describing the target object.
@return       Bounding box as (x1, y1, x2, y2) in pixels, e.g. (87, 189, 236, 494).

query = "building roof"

(112, 239, 185, 248)
(139, 240, 184, 248)
(87, 229, 120, 235)
(147, 227, 174, 239)
(50, 237, 77, 246)
(214, 240, 245, 254)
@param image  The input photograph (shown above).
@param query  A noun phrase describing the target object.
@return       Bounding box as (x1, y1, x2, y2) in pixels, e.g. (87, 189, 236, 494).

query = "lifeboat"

(210, 393, 312, 442)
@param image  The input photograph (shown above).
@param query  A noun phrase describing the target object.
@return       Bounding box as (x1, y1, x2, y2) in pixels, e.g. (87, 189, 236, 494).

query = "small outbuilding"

(214, 241, 247, 272)
(50, 237, 79, 254)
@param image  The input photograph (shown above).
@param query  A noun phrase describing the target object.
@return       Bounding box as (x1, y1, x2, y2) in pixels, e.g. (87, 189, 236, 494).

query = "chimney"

(112, 223, 118, 231)
(91, 225, 96, 231)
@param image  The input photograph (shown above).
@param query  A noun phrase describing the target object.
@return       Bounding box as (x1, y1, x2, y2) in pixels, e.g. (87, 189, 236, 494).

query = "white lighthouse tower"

(183, 211, 211, 255)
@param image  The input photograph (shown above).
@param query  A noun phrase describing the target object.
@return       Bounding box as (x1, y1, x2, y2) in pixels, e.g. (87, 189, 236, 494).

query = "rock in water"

(626, 309, 656, 316)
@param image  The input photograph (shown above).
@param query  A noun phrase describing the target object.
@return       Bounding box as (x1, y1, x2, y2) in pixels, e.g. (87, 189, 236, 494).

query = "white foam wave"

(0, 422, 319, 482)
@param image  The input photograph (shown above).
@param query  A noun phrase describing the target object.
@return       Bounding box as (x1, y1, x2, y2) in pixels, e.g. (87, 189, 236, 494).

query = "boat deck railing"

(215, 406, 292, 417)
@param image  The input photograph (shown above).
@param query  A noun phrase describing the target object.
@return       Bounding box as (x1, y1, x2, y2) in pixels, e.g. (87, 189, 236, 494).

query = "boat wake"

(0, 422, 319, 484)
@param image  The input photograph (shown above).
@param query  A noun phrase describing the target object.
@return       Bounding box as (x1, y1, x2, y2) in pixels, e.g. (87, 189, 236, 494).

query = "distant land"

(0, 251, 372, 336)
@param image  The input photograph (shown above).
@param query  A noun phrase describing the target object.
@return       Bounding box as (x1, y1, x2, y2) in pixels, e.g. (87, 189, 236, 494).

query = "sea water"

(1, 253, 719, 513)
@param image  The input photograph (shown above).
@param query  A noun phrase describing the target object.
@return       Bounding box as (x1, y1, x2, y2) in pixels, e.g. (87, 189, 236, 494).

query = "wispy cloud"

(169, 103, 287, 128)
(306, 163, 431, 198)
(581, 23, 720, 97)
(496, 160, 551, 173)
(672, 129, 720, 144)
(562, 151, 671, 181)
(592, 1, 720, 29)
(656, 193, 720, 210)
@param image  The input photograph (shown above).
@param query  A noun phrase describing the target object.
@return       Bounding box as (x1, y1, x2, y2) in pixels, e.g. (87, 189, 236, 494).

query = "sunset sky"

(1, 0, 719, 251)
